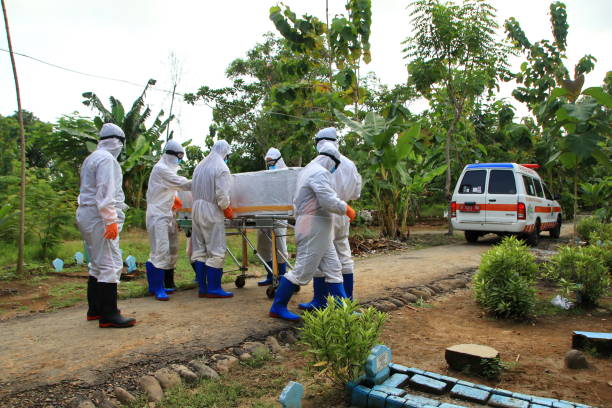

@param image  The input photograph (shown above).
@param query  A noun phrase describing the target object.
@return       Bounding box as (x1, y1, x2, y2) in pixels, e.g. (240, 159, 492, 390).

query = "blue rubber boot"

(146, 262, 169, 301)
(145, 261, 155, 295)
(193, 261, 207, 298)
(278, 262, 287, 276)
(257, 261, 274, 286)
(205, 266, 233, 298)
(298, 277, 328, 310)
(327, 282, 348, 304)
(269, 276, 301, 321)
(343, 273, 354, 300)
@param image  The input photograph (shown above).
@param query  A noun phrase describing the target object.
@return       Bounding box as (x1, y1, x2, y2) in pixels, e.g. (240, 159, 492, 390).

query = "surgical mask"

(169, 156, 181, 165)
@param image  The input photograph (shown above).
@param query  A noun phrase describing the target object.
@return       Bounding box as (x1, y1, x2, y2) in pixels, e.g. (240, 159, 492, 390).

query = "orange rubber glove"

(172, 196, 183, 211)
(103, 223, 119, 240)
(223, 206, 234, 219)
(346, 205, 357, 222)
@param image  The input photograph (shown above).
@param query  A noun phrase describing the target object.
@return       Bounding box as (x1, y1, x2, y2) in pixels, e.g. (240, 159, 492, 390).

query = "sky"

(0, 0, 610, 147)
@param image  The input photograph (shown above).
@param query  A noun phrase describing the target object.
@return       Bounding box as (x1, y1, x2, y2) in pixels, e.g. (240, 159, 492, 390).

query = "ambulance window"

(543, 184, 553, 200)
(533, 179, 545, 198)
(458, 170, 486, 194)
(488, 170, 516, 194)
(522, 176, 536, 196)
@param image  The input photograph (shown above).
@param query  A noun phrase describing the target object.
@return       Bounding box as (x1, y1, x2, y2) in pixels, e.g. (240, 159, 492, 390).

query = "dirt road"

(0, 235, 529, 398)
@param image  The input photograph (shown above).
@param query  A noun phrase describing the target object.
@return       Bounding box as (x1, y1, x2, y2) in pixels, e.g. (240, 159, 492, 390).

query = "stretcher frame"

(176, 212, 296, 298)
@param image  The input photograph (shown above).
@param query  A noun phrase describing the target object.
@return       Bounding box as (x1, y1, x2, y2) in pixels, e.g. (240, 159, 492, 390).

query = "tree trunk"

(573, 166, 578, 241)
(2, 0, 26, 276)
(444, 114, 461, 235)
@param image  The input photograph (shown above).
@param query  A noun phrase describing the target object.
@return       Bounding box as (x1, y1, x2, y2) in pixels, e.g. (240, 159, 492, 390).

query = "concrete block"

(368, 390, 388, 408)
(408, 374, 447, 394)
(531, 405, 550, 408)
(439, 404, 469, 408)
(572, 331, 612, 357)
(385, 395, 407, 408)
(351, 385, 371, 407)
(366, 345, 393, 378)
(383, 373, 410, 388)
(450, 384, 490, 404)
(403, 393, 441, 407)
(493, 389, 514, 397)
(488, 394, 529, 408)
(473, 384, 494, 392)
(445, 344, 499, 376)
(365, 367, 391, 386)
(389, 363, 422, 376)
(457, 380, 476, 387)
(512, 392, 533, 402)
(278, 381, 304, 408)
(551, 401, 574, 408)
(530, 397, 557, 407)
(373, 385, 406, 397)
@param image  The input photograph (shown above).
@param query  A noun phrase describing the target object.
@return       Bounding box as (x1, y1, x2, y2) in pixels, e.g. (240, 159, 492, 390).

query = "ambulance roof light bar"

(520, 164, 540, 169)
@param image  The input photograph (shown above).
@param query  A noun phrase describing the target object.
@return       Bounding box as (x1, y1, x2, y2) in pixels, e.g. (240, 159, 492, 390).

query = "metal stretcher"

(176, 213, 297, 298)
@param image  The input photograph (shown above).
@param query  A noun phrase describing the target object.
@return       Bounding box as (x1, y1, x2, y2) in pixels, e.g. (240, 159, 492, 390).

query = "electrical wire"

(0, 47, 340, 125)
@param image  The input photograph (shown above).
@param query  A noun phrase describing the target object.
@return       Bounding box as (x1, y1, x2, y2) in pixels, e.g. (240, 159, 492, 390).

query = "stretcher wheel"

(235, 276, 246, 288)
(266, 286, 276, 299)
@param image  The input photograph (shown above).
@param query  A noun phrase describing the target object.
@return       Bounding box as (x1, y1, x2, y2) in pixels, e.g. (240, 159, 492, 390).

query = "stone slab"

(531, 405, 550, 408)
(551, 401, 574, 408)
(409, 374, 447, 394)
(372, 385, 405, 397)
(488, 394, 530, 408)
(351, 385, 370, 407)
(530, 397, 557, 407)
(385, 395, 407, 408)
(439, 404, 468, 408)
(493, 389, 514, 397)
(403, 393, 441, 407)
(422, 371, 459, 385)
(278, 381, 304, 408)
(450, 384, 490, 404)
(512, 392, 533, 402)
(383, 373, 410, 389)
(368, 389, 388, 408)
(572, 331, 612, 357)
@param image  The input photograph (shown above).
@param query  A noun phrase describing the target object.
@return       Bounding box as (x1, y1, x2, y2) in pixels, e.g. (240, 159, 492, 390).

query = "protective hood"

(211, 139, 231, 159)
(315, 127, 338, 143)
(315, 142, 341, 172)
(265, 147, 287, 169)
(97, 138, 123, 159)
(163, 139, 185, 166)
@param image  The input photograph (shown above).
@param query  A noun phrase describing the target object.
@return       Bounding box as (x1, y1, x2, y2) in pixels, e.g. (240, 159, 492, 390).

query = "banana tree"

(335, 106, 439, 239)
(547, 86, 612, 235)
(82, 79, 176, 208)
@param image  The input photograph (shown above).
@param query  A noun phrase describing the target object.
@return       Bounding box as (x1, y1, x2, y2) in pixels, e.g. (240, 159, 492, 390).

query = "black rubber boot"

(98, 282, 136, 328)
(86, 276, 101, 321)
(164, 268, 176, 293)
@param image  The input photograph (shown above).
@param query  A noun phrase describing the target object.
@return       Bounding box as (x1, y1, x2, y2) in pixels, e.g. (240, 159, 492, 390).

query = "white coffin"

(230, 167, 301, 216)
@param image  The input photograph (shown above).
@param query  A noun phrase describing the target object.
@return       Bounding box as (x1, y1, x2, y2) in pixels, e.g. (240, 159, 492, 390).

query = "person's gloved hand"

(172, 196, 183, 211)
(346, 205, 356, 222)
(103, 223, 119, 240)
(223, 206, 234, 219)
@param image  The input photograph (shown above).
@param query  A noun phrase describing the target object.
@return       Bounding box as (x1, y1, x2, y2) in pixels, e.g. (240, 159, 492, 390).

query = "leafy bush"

(473, 236, 537, 319)
(576, 216, 611, 243)
(125, 208, 146, 230)
(546, 245, 610, 306)
(299, 297, 387, 387)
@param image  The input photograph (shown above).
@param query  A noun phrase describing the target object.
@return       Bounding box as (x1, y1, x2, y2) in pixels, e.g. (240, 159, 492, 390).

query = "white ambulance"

(450, 163, 562, 245)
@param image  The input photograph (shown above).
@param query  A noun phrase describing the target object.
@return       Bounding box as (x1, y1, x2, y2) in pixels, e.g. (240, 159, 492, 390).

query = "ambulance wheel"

(525, 220, 540, 247)
(266, 286, 276, 299)
(464, 231, 480, 243)
(549, 216, 561, 239)
(235, 276, 246, 288)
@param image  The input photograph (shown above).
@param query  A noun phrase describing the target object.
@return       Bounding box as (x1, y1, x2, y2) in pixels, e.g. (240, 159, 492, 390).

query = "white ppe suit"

(76, 132, 127, 284)
(257, 147, 289, 263)
(316, 139, 362, 276)
(284, 144, 347, 286)
(190, 140, 231, 269)
(146, 140, 192, 269)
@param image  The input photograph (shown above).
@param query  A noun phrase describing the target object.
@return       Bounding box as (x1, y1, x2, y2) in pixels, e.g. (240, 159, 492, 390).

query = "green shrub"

(577, 217, 611, 243)
(125, 207, 146, 230)
(546, 245, 610, 306)
(299, 297, 387, 387)
(473, 236, 537, 319)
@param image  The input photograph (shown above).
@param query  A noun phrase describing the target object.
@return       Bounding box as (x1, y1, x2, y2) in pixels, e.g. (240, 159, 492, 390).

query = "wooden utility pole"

(2, 0, 26, 275)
